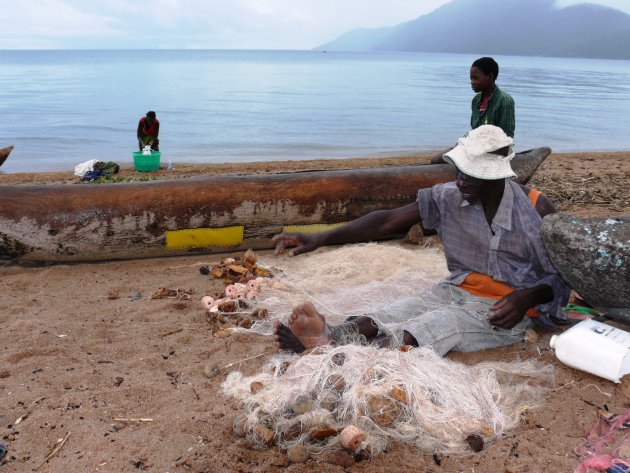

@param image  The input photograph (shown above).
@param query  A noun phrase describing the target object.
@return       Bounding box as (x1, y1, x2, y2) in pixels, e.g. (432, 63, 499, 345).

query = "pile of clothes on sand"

(74, 159, 120, 181)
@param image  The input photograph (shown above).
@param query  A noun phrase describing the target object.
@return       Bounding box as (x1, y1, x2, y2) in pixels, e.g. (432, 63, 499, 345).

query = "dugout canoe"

(0, 145, 13, 168)
(542, 213, 630, 323)
(0, 147, 550, 263)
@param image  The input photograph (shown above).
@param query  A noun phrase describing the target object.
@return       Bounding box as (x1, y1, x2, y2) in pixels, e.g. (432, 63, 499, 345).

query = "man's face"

(470, 66, 494, 93)
(456, 171, 484, 203)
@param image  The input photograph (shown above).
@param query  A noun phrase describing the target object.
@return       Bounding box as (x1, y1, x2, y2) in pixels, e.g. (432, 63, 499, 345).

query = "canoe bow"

(0, 145, 13, 168)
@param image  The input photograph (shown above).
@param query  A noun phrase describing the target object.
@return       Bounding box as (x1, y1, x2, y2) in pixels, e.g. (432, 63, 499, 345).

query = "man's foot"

(273, 320, 305, 353)
(287, 302, 332, 350)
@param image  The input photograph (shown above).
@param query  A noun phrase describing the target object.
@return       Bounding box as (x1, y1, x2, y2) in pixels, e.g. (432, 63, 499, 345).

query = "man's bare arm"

(273, 202, 421, 256)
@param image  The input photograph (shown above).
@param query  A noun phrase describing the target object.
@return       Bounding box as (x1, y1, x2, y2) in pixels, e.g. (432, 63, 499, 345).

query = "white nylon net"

(248, 242, 450, 333)
(222, 344, 552, 455)
(215, 242, 551, 456)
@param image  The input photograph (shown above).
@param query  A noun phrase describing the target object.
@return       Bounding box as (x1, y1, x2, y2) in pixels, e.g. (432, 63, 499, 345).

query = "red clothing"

(139, 117, 159, 136)
(479, 92, 493, 112)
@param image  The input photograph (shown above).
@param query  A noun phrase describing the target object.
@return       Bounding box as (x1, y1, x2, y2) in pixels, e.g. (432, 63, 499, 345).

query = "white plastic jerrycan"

(550, 319, 630, 383)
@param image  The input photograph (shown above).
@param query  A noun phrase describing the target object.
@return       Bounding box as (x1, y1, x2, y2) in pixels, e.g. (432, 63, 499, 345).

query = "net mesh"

(215, 242, 552, 455)
(245, 242, 450, 334)
(222, 344, 553, 455)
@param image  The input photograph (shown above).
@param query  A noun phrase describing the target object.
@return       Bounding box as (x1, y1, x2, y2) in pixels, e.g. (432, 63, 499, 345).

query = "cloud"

(0, 0, 121, 46)
(0, 0, 450, 49)
(1, 0, 627, 50)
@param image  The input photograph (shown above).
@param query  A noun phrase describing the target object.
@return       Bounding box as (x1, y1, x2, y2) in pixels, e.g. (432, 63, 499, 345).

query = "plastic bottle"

(167, 159, 172, 171)
(550, 319, 630, 383)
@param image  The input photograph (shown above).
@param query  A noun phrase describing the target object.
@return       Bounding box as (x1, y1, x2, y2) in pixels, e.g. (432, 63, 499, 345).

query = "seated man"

(272, 125, 569, 355)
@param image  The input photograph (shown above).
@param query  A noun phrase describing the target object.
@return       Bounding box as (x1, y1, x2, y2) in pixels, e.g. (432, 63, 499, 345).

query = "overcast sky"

(1, 0, 629, 50)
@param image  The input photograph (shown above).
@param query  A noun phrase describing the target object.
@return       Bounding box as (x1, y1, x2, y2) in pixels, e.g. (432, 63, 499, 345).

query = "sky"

(1, 0, 629, 50)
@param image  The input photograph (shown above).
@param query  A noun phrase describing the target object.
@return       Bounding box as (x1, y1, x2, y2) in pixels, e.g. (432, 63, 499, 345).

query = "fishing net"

(244, 242, 450, 334)
(222, 344, 553, 456)
(212, 242, 553, 456)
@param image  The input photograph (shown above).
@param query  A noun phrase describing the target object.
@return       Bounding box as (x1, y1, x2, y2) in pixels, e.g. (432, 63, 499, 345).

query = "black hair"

(471, 57, 499, 80)
(146, 111, 156, 118)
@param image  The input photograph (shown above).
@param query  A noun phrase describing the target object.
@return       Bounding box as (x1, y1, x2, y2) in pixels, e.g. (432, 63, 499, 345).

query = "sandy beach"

(1, 151, 628, 472)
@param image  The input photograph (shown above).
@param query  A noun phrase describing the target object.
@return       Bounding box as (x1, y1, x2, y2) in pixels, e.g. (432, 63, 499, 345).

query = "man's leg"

(273, 302, 380, 353)
(273, 320, 305, 353)
(388, 284, 534, 355)
(273, 284, 532, 355)
(355, 283, 533, 355)
(273, 285, 467, 353)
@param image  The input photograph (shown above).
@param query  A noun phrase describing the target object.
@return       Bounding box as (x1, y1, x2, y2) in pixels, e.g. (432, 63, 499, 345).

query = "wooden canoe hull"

(0, 148, 550, 262)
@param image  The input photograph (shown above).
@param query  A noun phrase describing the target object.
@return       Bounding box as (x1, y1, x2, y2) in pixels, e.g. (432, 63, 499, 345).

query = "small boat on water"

(0, 145, 13, 168)
(0, 147, 550, 263)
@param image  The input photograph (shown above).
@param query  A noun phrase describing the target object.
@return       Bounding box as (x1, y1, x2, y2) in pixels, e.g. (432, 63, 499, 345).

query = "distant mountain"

(317, 0, 630, 59)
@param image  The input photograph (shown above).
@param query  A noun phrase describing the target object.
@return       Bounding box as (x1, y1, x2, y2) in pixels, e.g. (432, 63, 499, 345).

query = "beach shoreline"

(1, 150, 627, 179)
(0, 150, 628, 472)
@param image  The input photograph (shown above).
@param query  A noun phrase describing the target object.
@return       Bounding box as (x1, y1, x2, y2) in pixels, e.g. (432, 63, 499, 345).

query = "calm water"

(1, 49, 629, 173)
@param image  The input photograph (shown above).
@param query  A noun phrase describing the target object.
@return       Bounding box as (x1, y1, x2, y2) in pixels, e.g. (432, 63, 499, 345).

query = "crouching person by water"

(272, 125, 569, 356)
(137, 111, 160, 151)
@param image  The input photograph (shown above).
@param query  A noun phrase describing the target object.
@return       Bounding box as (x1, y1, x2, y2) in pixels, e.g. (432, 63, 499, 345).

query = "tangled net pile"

(223, 344, 553, 456)
(246, 242, 450, 334)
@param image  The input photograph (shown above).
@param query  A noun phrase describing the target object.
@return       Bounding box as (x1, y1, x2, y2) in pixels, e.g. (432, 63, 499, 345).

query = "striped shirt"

(417, 179, 570, 329)
(471, 85, 515, 138)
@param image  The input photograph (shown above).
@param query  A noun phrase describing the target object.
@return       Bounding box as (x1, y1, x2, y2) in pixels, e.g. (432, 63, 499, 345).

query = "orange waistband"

(459, 272, 538, 318)
(528, 188, 541, 207)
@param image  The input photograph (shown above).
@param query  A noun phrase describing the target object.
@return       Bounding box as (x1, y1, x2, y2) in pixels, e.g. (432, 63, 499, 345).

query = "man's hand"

(488, 293, 529, 329)
(487, 285, 552, 329)
(487, 289, 534, 329)
(271, 233, 319, 256)
(488, 284, 553, 329)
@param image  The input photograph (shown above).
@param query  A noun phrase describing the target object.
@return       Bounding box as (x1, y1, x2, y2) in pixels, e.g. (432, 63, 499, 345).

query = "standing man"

(137, 111, 160, 151)
(431, 57, 515, 164)
(470, 57, 515, 138)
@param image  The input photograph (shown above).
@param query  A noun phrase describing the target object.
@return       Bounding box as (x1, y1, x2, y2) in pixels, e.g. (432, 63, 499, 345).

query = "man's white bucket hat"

(443, 125, 516, 180)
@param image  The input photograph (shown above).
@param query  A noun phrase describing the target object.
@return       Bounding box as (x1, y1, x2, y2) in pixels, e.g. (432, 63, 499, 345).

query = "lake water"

(1, 49, 629, 173)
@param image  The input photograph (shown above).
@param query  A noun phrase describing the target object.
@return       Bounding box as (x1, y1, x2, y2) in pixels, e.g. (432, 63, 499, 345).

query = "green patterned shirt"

(470, 85, 515, 138)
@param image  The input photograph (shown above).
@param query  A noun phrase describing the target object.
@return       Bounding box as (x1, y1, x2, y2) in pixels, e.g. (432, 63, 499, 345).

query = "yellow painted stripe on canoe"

(166, 227, 244, 249)
(283, 223, 346, 234)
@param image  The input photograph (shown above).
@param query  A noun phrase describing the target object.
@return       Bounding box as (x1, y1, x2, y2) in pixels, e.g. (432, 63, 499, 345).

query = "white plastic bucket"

(550, 319, 630, 383)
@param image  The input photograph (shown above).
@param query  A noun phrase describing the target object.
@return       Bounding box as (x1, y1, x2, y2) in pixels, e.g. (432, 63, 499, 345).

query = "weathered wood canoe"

(542, 213, 630, 322)
(0, 147, 550, 262)
(0, 145, 13, 168)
